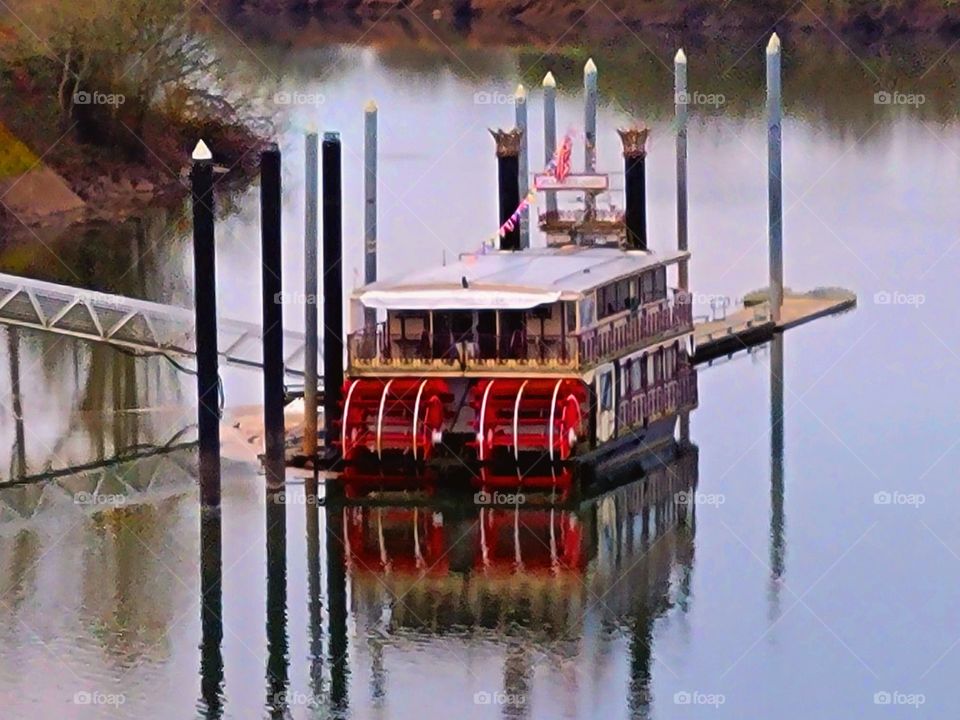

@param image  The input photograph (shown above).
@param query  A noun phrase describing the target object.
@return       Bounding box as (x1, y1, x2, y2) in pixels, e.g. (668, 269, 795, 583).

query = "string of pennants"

(478, 132, 574, 254)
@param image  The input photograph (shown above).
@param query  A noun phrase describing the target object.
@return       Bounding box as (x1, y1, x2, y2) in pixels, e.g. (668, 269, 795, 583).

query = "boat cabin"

(347, 245, 693, 376)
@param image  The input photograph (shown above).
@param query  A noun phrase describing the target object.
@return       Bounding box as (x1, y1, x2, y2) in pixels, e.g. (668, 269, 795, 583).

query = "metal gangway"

(0, 272, 318, 379)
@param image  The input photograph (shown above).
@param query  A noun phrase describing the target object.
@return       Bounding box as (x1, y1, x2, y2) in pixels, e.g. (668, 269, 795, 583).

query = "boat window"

(565, 301, 577, 332)
(580, 295, 596, 327)
(600, 372, 613, 411)
(632, 356, 643, 390)
(664, 343, 676, 380)
(641, 271, 655, 304)
(622, 361, 632, 395)
(617, 279, 631, 310)
(654, 267, 667, 299)
(653, 349, 663, 384)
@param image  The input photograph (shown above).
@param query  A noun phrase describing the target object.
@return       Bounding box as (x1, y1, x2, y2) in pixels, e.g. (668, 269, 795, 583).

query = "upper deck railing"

(347, 290, 693, 374)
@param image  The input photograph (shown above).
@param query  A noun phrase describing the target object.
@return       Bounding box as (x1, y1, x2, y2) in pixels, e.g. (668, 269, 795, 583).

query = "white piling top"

(543, 71, 556, 88)
(675, 48, 687, 64)
(515, 83, 526, 99)
(584, 58, 597, 74)
(365, 99, 377, 112)
(767, 33, 781, 53)
(192, 140, 212, 161)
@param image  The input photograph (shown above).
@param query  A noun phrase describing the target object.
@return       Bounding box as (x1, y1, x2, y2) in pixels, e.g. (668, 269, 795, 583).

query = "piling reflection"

(199, 508, 224, 719)
(265, 490, 289, 718)
(768, 334, 786, 621)
(323, 421, 698, 716)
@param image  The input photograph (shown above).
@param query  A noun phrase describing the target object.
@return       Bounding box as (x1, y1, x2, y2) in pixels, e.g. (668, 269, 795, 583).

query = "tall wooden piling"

(543, 72, 558, 218)
(675, 49, 690, 292)
(584, 58, 598, 217)
(260, 144, 285, 488)
(364, 102, 378, 329)
(491, 129, 523, 251)
(191, 140, 221, 507)
(767, 33, 784, 323)
(515, 84, 529, 249)
(618, 127, 649, 251)
(322, 132, 345, 461)
(304, 132, 319, 459)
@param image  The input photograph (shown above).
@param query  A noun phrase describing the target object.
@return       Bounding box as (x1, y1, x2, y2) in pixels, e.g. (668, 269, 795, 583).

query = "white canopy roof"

(355, 246, 688, 311)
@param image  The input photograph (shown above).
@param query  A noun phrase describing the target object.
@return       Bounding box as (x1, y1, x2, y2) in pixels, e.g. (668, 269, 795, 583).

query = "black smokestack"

(490, 128, 523, 251)
(322, 132, 344, 461)
(618, 127, 650, 251)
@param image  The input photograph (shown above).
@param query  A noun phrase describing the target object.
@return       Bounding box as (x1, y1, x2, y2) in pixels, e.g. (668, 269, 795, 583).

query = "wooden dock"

(693, 288, 856, 365)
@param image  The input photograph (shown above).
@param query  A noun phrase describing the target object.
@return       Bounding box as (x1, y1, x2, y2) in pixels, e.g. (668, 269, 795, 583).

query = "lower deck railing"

(618, 368, 698, 428)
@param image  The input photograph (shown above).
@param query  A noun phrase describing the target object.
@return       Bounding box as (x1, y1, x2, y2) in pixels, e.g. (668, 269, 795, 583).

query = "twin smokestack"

(490, 124, 649, 251)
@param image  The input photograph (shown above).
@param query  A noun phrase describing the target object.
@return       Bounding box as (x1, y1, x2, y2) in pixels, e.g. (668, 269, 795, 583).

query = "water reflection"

(769, 334, 786, 621)
(320, 421, 698, 717)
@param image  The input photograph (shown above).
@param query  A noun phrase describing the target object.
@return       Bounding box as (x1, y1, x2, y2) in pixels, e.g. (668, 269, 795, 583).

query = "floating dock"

(692, 287, 856, 364)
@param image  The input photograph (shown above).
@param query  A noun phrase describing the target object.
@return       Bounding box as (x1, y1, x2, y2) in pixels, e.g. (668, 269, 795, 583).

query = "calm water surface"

(1, 36, 960, 719)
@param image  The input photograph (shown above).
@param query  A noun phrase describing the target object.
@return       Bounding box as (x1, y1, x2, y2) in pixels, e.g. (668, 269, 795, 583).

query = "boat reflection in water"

(323, 410, 698, 718)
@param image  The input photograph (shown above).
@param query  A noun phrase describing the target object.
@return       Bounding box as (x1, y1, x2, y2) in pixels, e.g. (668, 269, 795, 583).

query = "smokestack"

(490, 128, 523, 251)
(618, 127, 650, 251)
(322, 132, 344, 461)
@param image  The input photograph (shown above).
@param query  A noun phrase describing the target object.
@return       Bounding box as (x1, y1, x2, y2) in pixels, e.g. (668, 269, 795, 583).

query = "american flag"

(553, 136, 572, 183)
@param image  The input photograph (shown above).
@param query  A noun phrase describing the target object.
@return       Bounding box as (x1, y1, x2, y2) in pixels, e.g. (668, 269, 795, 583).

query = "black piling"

(491, 129, 522, 251)
(618, 128, 650, 251)
(322, 132, 344, 462)
(191, 141, 222, 507)
(260, 144, 285, 488)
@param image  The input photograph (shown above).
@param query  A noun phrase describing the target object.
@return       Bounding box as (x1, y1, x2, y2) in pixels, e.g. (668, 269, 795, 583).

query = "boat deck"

(693, 288, 856, 364)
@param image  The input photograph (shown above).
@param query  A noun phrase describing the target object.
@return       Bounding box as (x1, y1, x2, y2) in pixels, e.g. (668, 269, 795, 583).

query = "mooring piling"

(491, 129, 522, 251)
(618, 127, 649, 251)
(584, 58, 598, 217)
(542, 72, 558, 218)
(767, 33, 784, 323)
(191, 140, 221, 508)
(260, 143, 286, 489)
(675, 48, 690, 292)
(303, 132, 319, 459)
(515, 84, 529, 249)
(364, 101, 378, 329)
(322, 132, 345, 463)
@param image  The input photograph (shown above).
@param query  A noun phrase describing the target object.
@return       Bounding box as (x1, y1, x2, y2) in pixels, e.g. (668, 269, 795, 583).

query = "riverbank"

(208, 0, 960, 47)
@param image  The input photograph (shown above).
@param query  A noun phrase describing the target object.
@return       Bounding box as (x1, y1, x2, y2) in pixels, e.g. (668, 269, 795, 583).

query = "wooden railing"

(579, 291, 692, 367)
(618, 368, 698, 427)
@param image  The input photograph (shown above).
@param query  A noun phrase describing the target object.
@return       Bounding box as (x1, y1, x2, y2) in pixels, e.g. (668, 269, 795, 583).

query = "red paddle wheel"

(469, 378, 587, 462)
(339, 378, 452, 461)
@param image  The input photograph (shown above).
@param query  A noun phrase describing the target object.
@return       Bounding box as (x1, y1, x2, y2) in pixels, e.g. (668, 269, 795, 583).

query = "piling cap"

(192, 140, 213, 161)
(584, 58, 597, 74)
(364, 99, 377, 112)
(675, 48, 687, 64)
(543, 71, 556, 88)
(767, 33, 781, 53)
(515, 83, 526, 99)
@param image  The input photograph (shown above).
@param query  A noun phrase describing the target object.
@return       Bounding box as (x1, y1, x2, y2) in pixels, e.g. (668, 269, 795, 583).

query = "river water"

(1, 32, 959, 718)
